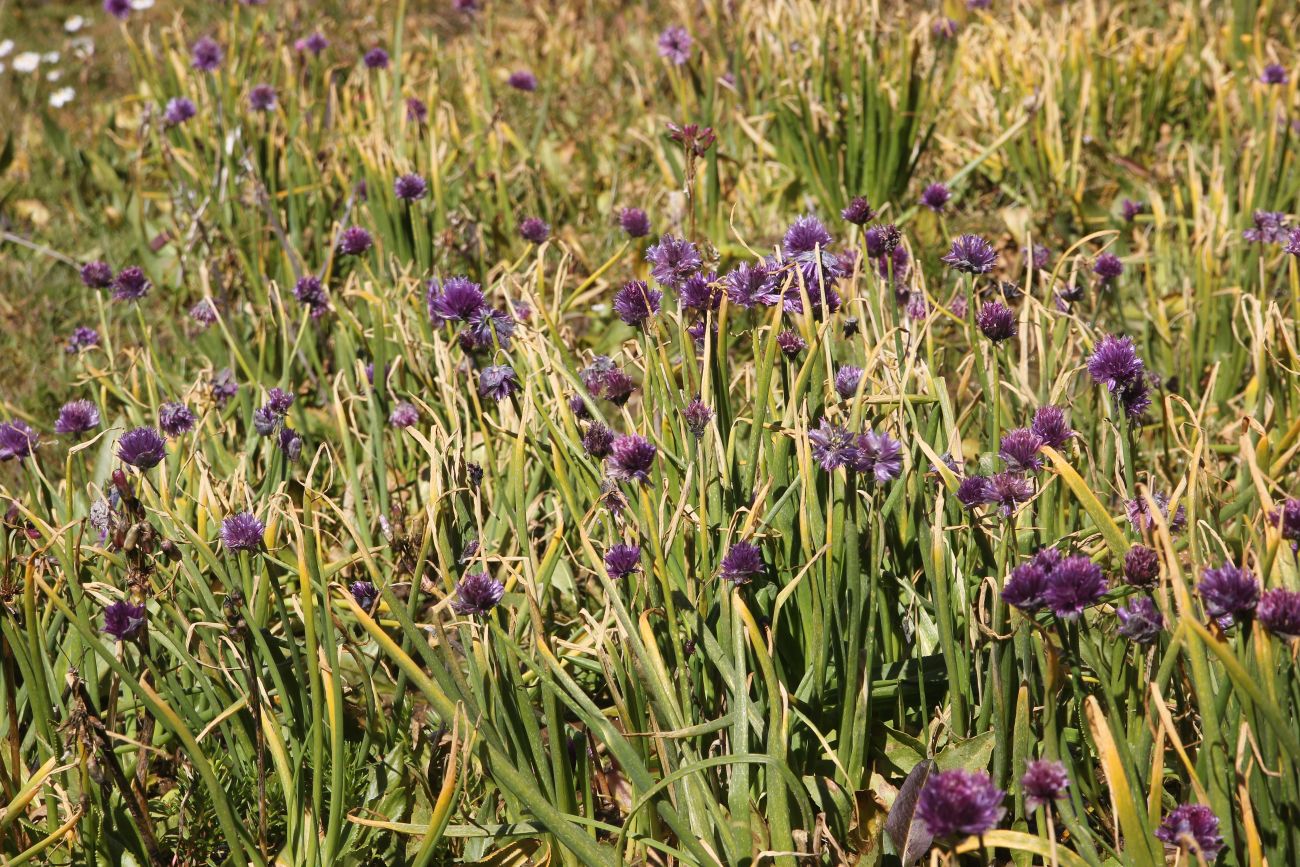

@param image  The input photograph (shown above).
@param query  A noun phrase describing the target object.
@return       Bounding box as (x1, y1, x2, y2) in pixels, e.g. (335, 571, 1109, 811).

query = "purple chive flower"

(608, 434, 657, 483)
(453, 0, 481, 13)
(394, 173, 428, 201)
(1116, 596, 1164, 644)
(1258, 588, 1300, 640)
(461, 308, 516, 351)
(211, 369, 238, 407)
(808, 419, 856, 471)
(646, 234, 702, 289)
(1093, 252, 1124, 283)
(221, 511, 265, 552)
(81, 260, 114, 289)
(1261, 63, 1289, 85)
(776, 329, 806, 357)
(406, 97, 428, 123)
(103, 0, 132, 20)
(1243, 210, 1288, 244)
(916, 769, 1005, 840)
(957, 475, 994, 509)
(942, 234, 997, 274)
(452, 571, 505, 616)
(266, 388, 294, 415)
(1198, 563, 1259, 621)
(657, 26, 693, 65)
(724, 261, 780, 309)
(720, 542, 763, 585)
(159, 402, 196, 437)
(55, 400, 100, 435)
(834, 365, 864, 400)
(1120, 198, 1144, 223)
(102, 600, 147, 640)
(427, 276, 486, 322)
(1125, 491, 1186, 534)
(66, 326, 100, 353)
(1042, 556, 1107, 619)
(339, 226, 373, 256)
(1088, 334, 1144, 392)
(863, 224, 901, 258)
(191, 36, 224, 72)
(1122, 545, 1161, 587)
(619, 207, 651, 238)
(350, 580, 378, 610)
(604, 544, 641, 580)
(298, 32, 329, 55)
(1271, 498, 1300, 545)
(1030, 405, 1073, 449)
(678, 271, 721, 313)
(278, 427, 302, 462)
(1021, 760, 1070, 811)
(363, 47, 390, 69)
(668, 121, 719, 158)
(189, 299, 218, 328)
(507, 69, 537, 91)
(1002, 556, 1052, 613)
(519, 217, 550, 244)
(782, 215, 844, 289)
(117, 427, 166, 469)
(1287, 227, 1300, 256)
(601, 370, 637, 405)
(294, 275, 329, 312)
(683, 399, 713, 438)
(389, 402, 420, 428)
(999, 428, 1044, 472)
(841, 196, 875, 225)
(479, 365, 519, 401)
(248, 84, 277, 111)
(0, 421, 37, 462)
(613, 280, 662, 327)
(920, 182, 951, 212)
(1155, 805, 1223, 860)
(582, 423, 615, 458)
(976, 301, 1017, 343)
(850, 430, 903, 483)
(112, 266, 150, 302)
(932, 17, 959, 39)
(988, 471, 1035, 516)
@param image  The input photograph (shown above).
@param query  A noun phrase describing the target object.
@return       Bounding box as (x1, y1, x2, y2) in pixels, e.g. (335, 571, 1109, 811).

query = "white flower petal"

(46, 69, 62, 81)
(130, 0, 155, 8)
(42, 51, 60, 64)
(65, 16, 85, 33)
(12, 52, 40, 73)
(49, 87, 75, 108)
(0, 40, 13, 58)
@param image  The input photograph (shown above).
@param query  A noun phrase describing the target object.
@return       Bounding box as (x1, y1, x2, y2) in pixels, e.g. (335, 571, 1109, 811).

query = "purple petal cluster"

(102, 600, 147, 640)
(117, 427, 166, 469)
(1155, 805, 1223, 860)
(1021, 760, 1070, 811)
(55, 400, 100, 435)
(452, 572, 505, 616)
(916, 769, 1005, 839)
(1198, 563, 1259, 621)
(221, 511, 266, 552)
(720, 541, 764, 585)
(604, 544, 641, 580)
(608, 434, 657, 483)
(1116, 596, 1164, 644)
(942, 234, 998, 274)
(613, 281, 662, 327)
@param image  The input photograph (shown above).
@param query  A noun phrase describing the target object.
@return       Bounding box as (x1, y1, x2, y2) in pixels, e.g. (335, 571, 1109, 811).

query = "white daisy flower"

(42, 51, 60, 64)
(65, 16, 85, 33)
(12, 52, 40, 73)
(131, 0, 155, 8)
(0, 40, 13, 59)
(50, 87, 75, 108)
(47, 69, 62, 82)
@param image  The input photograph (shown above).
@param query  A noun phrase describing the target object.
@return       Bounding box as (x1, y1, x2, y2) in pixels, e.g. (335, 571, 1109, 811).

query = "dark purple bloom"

(248, 84, 277, 111)
(1031, 405, 1073, 449)
(350, 580, 378, 610)
(461, 307, 516, 351)
(102, 600, 147, 640)
(583, 423, 615, 458)
(55, 400, 100, 435)
(776, 329, 806, 357)
(646, 234, 702, 289)
(0, 421, 37, 462)
(191, 36, 224, 72)
(932, 17, 959, 39)
(782, 215, 844, 290)
(189, 299, 218, 327)
(678, 271, 720, 313)
(389, 402, 419, 428)
(1021, 760, 1070, 811)
(1261, 63, 1289, 85)
(278, 427, 302, 462)
(604, 544, 641, 580)
(999, 428, 1044, 472)
(156, 402, 196, 438)
(851, 430, 903, 482)
(253, 406, 279, 437)
(81, 260, 114, 289)
(519, 217, 550, 244)
(916, 769, 1005, 840)
(1116, 596, 1164, 644)
(657, 26, 693, 65)
(1155, 805, 1223, 860)
(1088, 335, 1144, 392)
(1093, 252, 1124, 283)
(103, 0, 132, 20)
(920, 182, 951, 212)
(1243, 210, 1288, 244)
(601, 370, 637, 405)
(834, 365, 863, 400)
(613, 280, 662, 327)
(453, 0, 481, 13)
(1028, 244, 1050, 270)
(957, 475, 994, 509)
(724, 261, 780, 309)
(427, 276, 486, 322)
(112, 266, 150, 302)
(841, 196, 875, 225)
(479, 365, 519, 401)
(507, 69, 537, 91)
(117, 427, 166, 469)
(1271, 498, 1300, 545)
(221, 511, 265, 551)
(294, 275, 329, 312)
(720, 541, 763, 585)
(1198, 563, 1259, 621)
(1123, 545, 1160, 587)
(619, 207, 651, 238)
(942, 234, 997, 274)
(808, 419, 856, 471)
(1002, 552, 1054, 612)
(976, 301, 1016, 342)
(683, 399, 713, 438)
(66, 326, 100, 354)
(406, 97, 428, 123)
(863, 224, 901, 258)
(988, 471, 1034, 516)
(1287, 227, 1300, 256)
(1043, 556, 1107, 618)
(266, 388, 294, 416)
(394, 173, 428, 201)
(1121, 198, 1144, 223)
(363, 47, 390, 69)
(1258, 588, 1300, 639)
(452, 572, 504, 616)
(298, 32, 329, 55)
(339, 226, 373, 256)
(1126, 491, 1185, 534)
(608, 434, 656, 483)
(579, 357, 618, 394)
(211, 368, 238, 407)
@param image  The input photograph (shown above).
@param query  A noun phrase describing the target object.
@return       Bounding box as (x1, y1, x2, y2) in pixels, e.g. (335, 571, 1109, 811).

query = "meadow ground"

(2, 0, 1300, 865)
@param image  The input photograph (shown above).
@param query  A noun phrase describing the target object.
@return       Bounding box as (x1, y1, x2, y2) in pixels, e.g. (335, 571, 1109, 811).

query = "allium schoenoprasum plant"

(4, 1, 1300, 866)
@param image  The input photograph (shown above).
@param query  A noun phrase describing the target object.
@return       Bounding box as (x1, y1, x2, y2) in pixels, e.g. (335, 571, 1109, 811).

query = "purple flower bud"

(1093, 252, 1124, 283)
(619, 207, 651, 238)
(999, 428, 1044, 472)
(776, 329, 806, 357)
(988, 471, 1034, 516)
(1122, 545, 1160, 587)
(1198, 563, 1259, 621)
(942, 234, 997, 274)
(920, 182, 951, 212)
(841, 196, 875, 225)
(604, 544, 641, 580)
(613, 280, 662, 327)
(479, 365, 519, 401)
(112, 266, 150, 302)
(916, 769, 1005, 840)
(583, 423, 615, 458)
(278, 427, 303, 462)
(1042, 555, 1107, 619)
(350, 580, 378, 610)
(363, 47, 390, 69)
(1155, 805, 1223, 860)
(55, 400, 100, 435)
(294, 275, 329, 313)
(81, 260, 114, 288)
(394, 173, 428, 201)
(1258, 588, 1300, 640)
(683, 399, 713, 438)
(102, 600, 147, 640)
(338, 226, 373, 256)
(0, 420, 38, 463)
(608, 434, 656, 483)
(1120, 198, 1144, 223)
(1088, 334, 1144, 393)
(833, 365, 864, 400)
(66, 326, 100, 353)
(452, 571, 505, 616)
(298, 32, 329, 55)
(103, 0, 132, 20)
(221, 511, 266, 552)
(657, 26, 693, 66)
(1030, 405, 1073, 449)
(1021, 760, 1070, 811)
(507, 69, 537, 91)
(389, 402, 420, 428)
(248, 83, 277, 111)
(427, 276, 486, 322)
(519, 217, 550, 244)
(724, 261, 780, 309)
(720, 541, 763, 585)
(646, 234, 702, 289)
(1116, 596, 1164, 644)
(117, 427, 166, 469)
(191, 36, 224, 72)
(1243, 210, 1289, 244)
(678, 271, 721, 313)
(406, 97, 428, 123)
(957, 475, 994, 509)
(976, 301, 1016, 342)
(1261, 63, 1289, 85)
(189, 299, 218, 327)
(211, 368, 238, 408)
(851, 430, 903, 483)
(808, 419, 856, 471)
